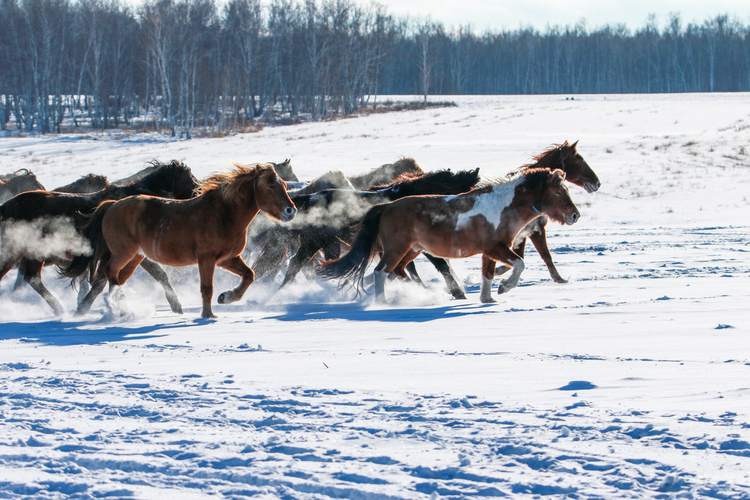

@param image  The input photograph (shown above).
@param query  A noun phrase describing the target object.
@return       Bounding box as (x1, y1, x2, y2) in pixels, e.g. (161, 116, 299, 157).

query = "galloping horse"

(318, 168, 580, 304)
(496, 141, 600, 283)
(0, 161, 199, 315)
(250, 168, 481, 297)
(65, 163, 296, 318)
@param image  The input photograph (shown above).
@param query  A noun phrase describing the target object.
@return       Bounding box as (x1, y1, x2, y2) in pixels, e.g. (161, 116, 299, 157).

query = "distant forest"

(2, 0, 749, 136)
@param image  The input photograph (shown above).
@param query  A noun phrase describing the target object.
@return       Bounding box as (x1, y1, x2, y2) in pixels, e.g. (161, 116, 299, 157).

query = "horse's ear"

(571, 140, 579, 151)
(552, 169, 566, 185)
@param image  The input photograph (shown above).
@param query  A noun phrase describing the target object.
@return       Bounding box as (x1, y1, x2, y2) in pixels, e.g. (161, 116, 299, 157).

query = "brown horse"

(496, 140, 600, 283)
(318, 168, 579, 304)
(65, 163, 297, 318)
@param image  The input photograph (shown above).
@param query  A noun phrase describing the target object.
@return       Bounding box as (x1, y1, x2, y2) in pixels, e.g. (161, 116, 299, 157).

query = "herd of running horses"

(0, 141, 600, 318)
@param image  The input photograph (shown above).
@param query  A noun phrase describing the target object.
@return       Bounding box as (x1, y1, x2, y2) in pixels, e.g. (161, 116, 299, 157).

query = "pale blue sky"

(368, 0, 750, 31)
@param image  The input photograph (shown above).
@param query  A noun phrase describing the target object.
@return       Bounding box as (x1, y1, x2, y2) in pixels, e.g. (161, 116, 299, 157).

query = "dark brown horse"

(495, 141, 599, 283)
(319, 168, 580, 304)
(0, 161, 199, 315)
(65, 163, 296, 318)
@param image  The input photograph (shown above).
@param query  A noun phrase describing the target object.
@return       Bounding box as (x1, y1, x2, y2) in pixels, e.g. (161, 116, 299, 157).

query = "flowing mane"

(197, 162, 274, 203)
(511, 141, 576, 174)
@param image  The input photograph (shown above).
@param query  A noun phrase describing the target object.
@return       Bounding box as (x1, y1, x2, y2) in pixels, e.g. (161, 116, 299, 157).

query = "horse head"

(271, 159, 299, 183)
(531, 169, 580, 226)
(255, 165, 297, 222)
(558, 141, 600, 193)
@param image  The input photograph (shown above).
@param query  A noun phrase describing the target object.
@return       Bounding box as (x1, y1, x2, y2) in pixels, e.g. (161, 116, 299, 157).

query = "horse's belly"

(411, 238, 480, 260)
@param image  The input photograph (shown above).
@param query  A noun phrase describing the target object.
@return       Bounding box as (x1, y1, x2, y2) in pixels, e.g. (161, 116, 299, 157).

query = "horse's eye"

(555, 190, 562, 196)
(269, 184, 276, 190)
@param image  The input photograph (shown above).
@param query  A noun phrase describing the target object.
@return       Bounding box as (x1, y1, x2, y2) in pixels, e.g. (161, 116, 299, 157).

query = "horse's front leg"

(528, 226, 566, 283)
(197, 257, 217, 318)
(216, 256, 254, 305)
(486, 245, 525, 296)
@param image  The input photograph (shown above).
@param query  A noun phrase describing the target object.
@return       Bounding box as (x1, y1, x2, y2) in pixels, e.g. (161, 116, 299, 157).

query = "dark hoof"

(451, 291, 467, 300)
(218, 292, 227, 304)
(171, 305, 184, 314)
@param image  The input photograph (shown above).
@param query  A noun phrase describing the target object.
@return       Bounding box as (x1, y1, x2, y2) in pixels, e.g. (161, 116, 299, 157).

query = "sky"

(365, 0, 750, 32)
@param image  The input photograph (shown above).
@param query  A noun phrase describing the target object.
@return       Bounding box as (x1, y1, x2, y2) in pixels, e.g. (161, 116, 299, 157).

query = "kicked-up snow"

(0, 93, 749, 498)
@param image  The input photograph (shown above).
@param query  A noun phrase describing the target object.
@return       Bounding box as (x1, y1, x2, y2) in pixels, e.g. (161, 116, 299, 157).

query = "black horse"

(0, 160, 199, 315)
(250, 168, 480, 298)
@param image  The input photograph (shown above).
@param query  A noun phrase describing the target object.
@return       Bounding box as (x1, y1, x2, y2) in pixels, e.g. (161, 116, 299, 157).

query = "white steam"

(290, 191, 379, 230)
(0, 216, 92, 267)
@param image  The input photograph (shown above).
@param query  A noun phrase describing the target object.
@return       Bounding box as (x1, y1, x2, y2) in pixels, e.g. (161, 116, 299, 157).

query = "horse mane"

(0, 169, 36, 182)
(511, 141, 576, 174)
(367, 170, 423, 190)
(473, 167, 561, 193)
(197, 161, 273, 203)
(516, 167, 564, 193)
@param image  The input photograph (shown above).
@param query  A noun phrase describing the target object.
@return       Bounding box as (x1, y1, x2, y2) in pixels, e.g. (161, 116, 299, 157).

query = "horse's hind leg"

(217, 256, 254, 305)
(12, 259, 27, 291)
(139, 258, 183, 314)
(22, 259, 65, 316)
(480, 256, 498, 303)
(76, 275, 107, 315)
(422, 254, 466, 300)
(281, 238, 323, 287)
(404, 261, 425, 286)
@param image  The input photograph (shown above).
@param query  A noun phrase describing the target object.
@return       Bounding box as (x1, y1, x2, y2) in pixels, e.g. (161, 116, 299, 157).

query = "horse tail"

(317, 203, 386, 295)
(61, 200, 116, 281)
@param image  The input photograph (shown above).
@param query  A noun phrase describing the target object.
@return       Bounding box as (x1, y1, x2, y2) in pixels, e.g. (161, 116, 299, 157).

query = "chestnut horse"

(496, 141, 599, 283)
(318, 168, 579, 304)
(64, 163, 296, 318)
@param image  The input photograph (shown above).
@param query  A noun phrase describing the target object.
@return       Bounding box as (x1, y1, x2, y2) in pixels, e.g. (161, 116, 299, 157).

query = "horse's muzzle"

(565, 212, 580, 225)
(584, 181, 601, 193)
(280, 206, 297, 222)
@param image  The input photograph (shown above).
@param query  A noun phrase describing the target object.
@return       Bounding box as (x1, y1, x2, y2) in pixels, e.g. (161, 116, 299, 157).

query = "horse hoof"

(553, 277, 568, 284)
(218, 293, 227, 304)
(451, 292, 467, 300)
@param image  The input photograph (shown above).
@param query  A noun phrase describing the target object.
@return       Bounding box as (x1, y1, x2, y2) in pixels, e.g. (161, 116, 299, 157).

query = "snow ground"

(0, 93, 749, 499)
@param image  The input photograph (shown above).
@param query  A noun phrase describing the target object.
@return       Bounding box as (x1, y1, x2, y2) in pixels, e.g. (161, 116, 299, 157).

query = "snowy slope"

(0, 93, 749, 499)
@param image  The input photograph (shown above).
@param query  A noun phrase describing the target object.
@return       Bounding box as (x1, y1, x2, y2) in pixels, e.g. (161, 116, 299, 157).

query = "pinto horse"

(65, 163, 296, 318)
(0, 161, 199, 315)
(318, 168, 580, 304)
(496, 141, 599, 283)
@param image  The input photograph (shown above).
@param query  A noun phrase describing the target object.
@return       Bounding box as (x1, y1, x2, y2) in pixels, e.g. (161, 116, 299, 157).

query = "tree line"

(1, 0, 749, 136)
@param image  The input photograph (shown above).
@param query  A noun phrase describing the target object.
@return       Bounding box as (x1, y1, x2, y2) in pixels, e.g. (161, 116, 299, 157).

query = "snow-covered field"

(1, 93, 749, 499)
